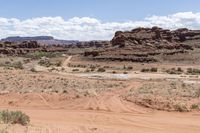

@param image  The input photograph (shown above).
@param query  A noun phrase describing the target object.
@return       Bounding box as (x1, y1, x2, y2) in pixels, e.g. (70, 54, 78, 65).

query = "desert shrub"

(90, 65, 96, 71)
(112, 71, 117, 74)
(97, 68, 106, 72)
(30, 68, 37, 72)
(166, 68, 183, 74)
(103, 66, 110, 69)
(11, 61, 23, 69)
(4, 61, 11, 65)
(23, 59, 31, 63)
(191, 104, 199, 109)
(173, 104, 189, 112)
(123, 65, 126, 69)
(195, 88, 200, 98)
(0, 61, 23, 69)
(38, 59, 51, 67)
(141, 68, 150, 72)
(127, 66, 133, 70)
(0, 110, 30, 126)
(85, 69, 91, 73)
(166, 69, 177, 74)
(123, 71, 128, 74)
(187, 68, 200, 75)
(84, 51, 99, 57)
(55, 61, 62, 67)
(53, 90, 59, 93)
(90, 68, 95, 72)
(150, 67, 158, 72)
(141, 68, 157, 73)
(123, 65, 133, 70)
(72, 69, 79, 72)
(177, 67, 183, 72)
(63, 90, 68, 93)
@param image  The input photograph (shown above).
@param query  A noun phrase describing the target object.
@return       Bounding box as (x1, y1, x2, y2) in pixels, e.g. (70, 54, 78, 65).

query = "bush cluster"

(97, 68, 106, 72)
(141, 67, 158, 73)
(0, 61, 23, 69)
(187, 68, 200, 75)
(0, 110, 30, 126)
(166, 67, 183, 74)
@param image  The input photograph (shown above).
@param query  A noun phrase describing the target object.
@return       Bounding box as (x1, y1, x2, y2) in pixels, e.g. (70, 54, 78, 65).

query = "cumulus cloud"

(0, 12, 200, 41)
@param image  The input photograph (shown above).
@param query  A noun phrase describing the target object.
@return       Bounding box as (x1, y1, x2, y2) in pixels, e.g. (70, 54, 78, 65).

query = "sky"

(0, 0, 200, 40)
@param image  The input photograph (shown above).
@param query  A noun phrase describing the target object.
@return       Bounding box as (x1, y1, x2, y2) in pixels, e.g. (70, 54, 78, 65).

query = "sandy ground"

(0, 81, 200, 133)
(1, 57, 200, 133)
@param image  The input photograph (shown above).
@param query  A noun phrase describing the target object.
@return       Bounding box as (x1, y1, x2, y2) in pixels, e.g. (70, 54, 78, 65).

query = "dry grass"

(124, 80, 200, 112)
(0, 68, 124, 94)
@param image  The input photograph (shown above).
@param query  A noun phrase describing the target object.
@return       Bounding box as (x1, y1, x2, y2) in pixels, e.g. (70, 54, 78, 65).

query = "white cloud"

(0, 12, 200, 41)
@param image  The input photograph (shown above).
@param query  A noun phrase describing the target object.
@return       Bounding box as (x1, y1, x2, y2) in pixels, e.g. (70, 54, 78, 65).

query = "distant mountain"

(1, 36, 54, 42)
(1, 36, 79, 45)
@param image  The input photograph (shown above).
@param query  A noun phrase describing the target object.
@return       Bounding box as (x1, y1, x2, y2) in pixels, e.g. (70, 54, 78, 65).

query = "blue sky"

(0, 0, 200, 40)
(0, 0, 200, 21)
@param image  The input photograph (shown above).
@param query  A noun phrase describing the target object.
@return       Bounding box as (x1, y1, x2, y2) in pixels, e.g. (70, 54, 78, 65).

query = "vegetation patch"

(124, 81, 200, 112)
(97, 68, 106, 72)
(166, 67, 183, 74)
(24, 51, 63, 59)
(141, 67, 158, 73)
(0, 110, 30, 126)
(0, 61, 23, 69)
(38, 58, 62, 67)
(187, 68, 200, 75)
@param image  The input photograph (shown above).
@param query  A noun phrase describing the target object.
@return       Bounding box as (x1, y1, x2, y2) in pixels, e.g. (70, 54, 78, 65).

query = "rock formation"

(85, 27, 200, 62)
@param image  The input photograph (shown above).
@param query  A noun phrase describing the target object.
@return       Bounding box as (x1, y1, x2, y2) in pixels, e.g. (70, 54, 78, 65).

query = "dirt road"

(63, 56, 72, 68)
(21, 109, 200, 133)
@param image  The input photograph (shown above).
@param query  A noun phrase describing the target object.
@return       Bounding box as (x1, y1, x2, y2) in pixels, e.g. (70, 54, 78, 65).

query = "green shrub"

(191, 104, 199, 109)
(0, 110, 30, 126)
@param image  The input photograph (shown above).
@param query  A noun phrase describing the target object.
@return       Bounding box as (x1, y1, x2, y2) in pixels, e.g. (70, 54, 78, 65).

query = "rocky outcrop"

(111, 27, 199, 50)
(85, 27, 199, 63)
(0, 41, 68, 55)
